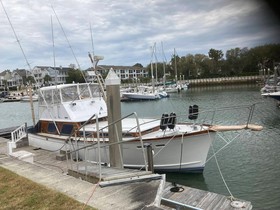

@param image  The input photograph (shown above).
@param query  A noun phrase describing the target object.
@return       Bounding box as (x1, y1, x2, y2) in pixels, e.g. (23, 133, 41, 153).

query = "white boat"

(121, 86, 161, 100)
(262, 91, 280, 101)
(27, 82, 213, 172)
(26, 80, 262, 173)
(0, 95, 21, 102)
(21, 94, 39, 102)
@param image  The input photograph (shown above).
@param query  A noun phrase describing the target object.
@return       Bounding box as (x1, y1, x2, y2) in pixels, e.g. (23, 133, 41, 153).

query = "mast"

(161, 41, 166, 89)
(174, 48, 178, 83)
(150, 44, 156, 93)
(51, 15, 57, 85)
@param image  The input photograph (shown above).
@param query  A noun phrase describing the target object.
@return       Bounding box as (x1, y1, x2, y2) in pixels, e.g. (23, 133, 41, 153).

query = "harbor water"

(0, 84, 279, 210)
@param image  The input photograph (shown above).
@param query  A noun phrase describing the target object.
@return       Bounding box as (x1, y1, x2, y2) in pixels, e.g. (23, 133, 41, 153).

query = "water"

(1, 84, 279, 210)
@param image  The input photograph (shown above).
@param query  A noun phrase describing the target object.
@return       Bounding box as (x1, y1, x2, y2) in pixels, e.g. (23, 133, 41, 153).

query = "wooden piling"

(105, 68, 123, 169)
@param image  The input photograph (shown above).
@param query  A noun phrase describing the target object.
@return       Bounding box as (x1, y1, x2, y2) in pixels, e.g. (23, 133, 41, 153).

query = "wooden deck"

(162, 182, 252, 210)
(0, 126, 19, 138)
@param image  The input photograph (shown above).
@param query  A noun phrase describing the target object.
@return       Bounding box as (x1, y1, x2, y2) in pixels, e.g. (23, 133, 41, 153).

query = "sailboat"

(122, 44, 165, 100)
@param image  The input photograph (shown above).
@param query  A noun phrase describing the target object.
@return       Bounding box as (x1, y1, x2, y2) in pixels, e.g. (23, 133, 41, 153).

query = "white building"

(94, 65, 148, 80)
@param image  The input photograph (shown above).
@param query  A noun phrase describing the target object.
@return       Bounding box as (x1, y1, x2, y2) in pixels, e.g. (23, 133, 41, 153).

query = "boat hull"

(28, 131, 215, 173)
(262, 91, 280, 101)
(122, 92, 160, 100)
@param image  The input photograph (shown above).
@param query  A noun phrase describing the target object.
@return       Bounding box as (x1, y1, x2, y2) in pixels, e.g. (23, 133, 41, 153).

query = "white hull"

(262, 91, 280, 101)
(122, 92, 160, 100)
(28, 129, 215, 173)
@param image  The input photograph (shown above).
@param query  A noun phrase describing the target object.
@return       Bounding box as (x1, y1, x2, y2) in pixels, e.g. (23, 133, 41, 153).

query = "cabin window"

(47, 122, 57, 134)
(60, 124, 74, 135)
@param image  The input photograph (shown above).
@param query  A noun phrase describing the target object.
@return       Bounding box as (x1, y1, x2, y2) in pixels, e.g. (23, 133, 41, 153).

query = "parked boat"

(26, 80, 262, 173)
(260, 75, 280, 93)
(0, 94, 21, 103)
(262, 91, 280, 101)
(21, 94, 39, 102)
(121, 86, 161, 100)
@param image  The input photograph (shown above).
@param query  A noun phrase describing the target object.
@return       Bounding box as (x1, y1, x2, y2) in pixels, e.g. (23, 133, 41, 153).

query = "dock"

(0, 126, 19, 138)
(0, 137, 252, 210)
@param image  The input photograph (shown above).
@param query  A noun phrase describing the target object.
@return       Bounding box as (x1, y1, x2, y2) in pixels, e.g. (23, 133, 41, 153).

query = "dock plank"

(162, 183, 252, 210)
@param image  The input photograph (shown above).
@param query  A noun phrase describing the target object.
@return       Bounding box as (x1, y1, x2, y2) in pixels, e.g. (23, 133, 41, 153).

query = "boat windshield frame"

(38, 83, 101, 105)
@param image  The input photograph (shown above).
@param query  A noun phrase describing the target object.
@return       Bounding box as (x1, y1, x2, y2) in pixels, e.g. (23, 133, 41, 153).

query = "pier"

(0, 137, 253, 210)
(0, 126, 19, 138)
(185, 75, 261, 87)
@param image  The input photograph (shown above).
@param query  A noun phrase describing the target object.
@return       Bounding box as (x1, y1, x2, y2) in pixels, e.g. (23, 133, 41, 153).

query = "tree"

(133, 63, 143, 68)
(66, 69, 85, 83)
(208, 48, 224, 75)
(44, 75, 52, 84)
(26, 76, 35, 85)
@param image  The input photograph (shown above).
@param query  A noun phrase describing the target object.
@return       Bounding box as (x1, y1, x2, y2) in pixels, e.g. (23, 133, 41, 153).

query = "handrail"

(65, 111, 149, 176)
(11, 123, 27, 145)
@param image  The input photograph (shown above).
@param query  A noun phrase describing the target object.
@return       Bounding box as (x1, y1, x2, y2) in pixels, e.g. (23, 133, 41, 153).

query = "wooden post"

(105, 68, 123, 169)
(28, 85, 36, 127)
(145, 143, 154, 173)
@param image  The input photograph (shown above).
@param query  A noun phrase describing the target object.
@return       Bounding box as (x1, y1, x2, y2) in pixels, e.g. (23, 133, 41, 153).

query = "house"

(32, 66, 71, 86)
(0, 64, 148, 90)
(88, 65, 148, 81)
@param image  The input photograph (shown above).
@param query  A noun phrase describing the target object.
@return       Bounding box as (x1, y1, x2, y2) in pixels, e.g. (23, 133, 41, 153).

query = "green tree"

(208, 48, 224, 75)
(26, 76, 35, 85)
(44, 75, 52, 84)
(133, 63, 143, 68)
(66, 69, 85, 83)
(194, 54, 210, 78)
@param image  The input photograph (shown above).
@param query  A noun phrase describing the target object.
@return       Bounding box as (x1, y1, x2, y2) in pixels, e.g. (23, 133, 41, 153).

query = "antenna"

(51, 15, 57, 85)
(50, 5, 87, 83)
(90, 22, 95, 56)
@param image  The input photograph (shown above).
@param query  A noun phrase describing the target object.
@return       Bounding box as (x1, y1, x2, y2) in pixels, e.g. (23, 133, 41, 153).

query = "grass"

(0, 167, 96, 210)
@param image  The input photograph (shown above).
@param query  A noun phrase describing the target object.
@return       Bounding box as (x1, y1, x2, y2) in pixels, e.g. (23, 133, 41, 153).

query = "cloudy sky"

(0, 0, 279, 72)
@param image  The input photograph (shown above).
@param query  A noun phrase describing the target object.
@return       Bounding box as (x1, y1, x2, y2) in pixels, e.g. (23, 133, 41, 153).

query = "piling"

(105, 68, 123, 168)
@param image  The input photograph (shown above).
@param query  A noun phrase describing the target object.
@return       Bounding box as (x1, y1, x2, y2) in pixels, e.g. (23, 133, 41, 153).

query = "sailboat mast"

(161, 41, 166, 89)
(174, 48, 178, 83)
(150, 44, 155, 93)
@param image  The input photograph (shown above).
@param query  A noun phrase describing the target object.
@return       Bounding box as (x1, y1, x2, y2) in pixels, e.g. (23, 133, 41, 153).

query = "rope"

(82, 182, 99, 210)
(208, 130, 234, 199)
(205, 131, 243, 164)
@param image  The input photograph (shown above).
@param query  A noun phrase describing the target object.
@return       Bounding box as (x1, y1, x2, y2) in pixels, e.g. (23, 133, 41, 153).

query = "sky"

(0, 0, 280, 72)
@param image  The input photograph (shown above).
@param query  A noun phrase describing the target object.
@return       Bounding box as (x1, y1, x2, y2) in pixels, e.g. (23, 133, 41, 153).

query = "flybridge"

(39, 83, 103, 103)
(38, 83, 108, 122)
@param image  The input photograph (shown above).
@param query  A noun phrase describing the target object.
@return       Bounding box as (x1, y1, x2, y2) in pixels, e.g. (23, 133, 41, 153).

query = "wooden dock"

(0, 126, 19, 138)
(161, 182, 252, 210)
(0, 138, 253, 210)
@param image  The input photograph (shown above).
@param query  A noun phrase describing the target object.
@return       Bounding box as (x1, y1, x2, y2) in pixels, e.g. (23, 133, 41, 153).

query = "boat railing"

(64, 112, 149, 181)
(181, 104, 257, 127)
(8, 123, 27, 153)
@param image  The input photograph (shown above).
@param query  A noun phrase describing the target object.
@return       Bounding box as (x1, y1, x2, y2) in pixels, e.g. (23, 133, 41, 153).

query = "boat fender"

(192, 104, 199, 120)
(188, 105, 199, 120)
(168, 112, 176, 129)
(188, 105, 194, 120)
(160, 113, 169, 131)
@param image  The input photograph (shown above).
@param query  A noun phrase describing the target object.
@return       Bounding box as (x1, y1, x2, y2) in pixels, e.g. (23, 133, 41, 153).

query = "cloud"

(0, 0, 279, 71)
